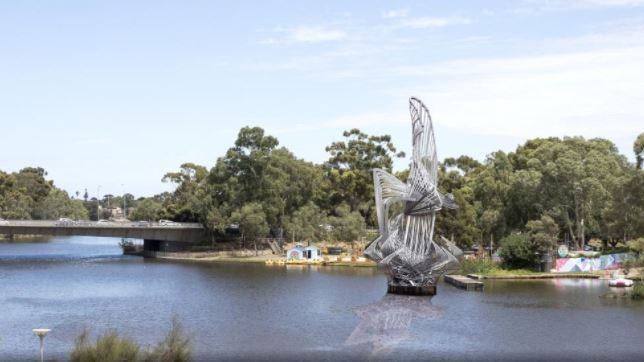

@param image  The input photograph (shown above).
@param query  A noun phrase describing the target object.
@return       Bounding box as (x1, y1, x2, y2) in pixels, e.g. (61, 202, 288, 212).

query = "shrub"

(144, 317, 192, 362)
(459, 258, 496, 275)
(498, 234, 535, 269)
(630, 282, 644, 301)
(70, 329, 139, 362)
(624, 256, 644, 273)
(588, 238, 603, 250)
(119, 239, 141, 253)
(70, 318, 192, 362)
(627, 238, 644, 254)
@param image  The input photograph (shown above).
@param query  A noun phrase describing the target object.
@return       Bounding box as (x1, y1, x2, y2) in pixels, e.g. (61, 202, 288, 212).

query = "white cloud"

(557, 0, 644, 7)
(290, 26, 346, 43)
(511, 0, 644, 14)
(382, 9, 409, 19)
(261, 25, 346, 44)
(389, 45, 644, 143)
(267, 111, 405, 135)
(399, 16, 471, 28)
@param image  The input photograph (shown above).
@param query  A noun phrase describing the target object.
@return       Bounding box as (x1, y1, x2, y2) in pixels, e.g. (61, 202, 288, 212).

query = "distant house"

(286, 244, 321, 260)
(304, 246, 321, 260)
(287, 244, 306, 259)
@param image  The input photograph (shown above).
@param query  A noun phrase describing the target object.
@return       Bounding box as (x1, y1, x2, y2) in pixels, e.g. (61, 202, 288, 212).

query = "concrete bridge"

(0, 220, 208, 254)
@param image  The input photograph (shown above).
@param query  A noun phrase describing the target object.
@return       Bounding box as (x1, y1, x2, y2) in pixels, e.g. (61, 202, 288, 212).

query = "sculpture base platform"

(387, 284, 436, 296)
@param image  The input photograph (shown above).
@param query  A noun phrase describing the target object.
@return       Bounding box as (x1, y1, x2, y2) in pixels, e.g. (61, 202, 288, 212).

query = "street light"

(32, 328, 51, 362)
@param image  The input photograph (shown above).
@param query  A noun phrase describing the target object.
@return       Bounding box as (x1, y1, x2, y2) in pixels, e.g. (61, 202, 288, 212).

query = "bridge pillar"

(143, 239, 162, 257)
(143, 239, 188, 257)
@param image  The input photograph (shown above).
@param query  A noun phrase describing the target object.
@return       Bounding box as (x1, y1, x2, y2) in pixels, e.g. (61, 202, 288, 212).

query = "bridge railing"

(0, 220, 204, 229)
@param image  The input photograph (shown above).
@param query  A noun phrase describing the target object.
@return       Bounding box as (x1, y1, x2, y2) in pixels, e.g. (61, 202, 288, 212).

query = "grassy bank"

(470, 270, 603, 279)
(459, 258, 605, 279)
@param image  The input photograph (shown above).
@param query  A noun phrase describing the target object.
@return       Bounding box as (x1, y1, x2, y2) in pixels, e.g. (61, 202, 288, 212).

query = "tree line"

(3, 127, 643, 255)
(133, 127, 644, 252)
(0, 167, 137, 222)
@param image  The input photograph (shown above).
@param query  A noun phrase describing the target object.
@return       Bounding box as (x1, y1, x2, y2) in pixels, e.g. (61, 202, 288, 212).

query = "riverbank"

(145, 250, 378, 267)
(141, 251, 644, 276)
(0, 234, 48, 242)
(467, 267, 644, 280)
(468, 272, 603, 279)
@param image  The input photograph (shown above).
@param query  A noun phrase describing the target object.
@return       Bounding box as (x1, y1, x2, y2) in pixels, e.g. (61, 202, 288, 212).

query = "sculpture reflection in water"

(365, 97, 462, 294)
(345, 294, 443, 356)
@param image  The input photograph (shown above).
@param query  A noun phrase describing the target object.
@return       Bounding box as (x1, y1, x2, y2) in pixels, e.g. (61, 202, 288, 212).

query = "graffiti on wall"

(555, 253, 629, 272)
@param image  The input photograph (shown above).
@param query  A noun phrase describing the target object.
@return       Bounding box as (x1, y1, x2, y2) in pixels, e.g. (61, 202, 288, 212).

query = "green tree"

(510, 137, 628, 248)
(0, 190, 32, 219)
(525, 215, 559, 254)
(634, 132, 644, 170)
(160, 163, 209, 222)
(324, 128, 405, 226)
(435, 158, 482, 249)
(473, 151, 512, 248)
(204, 127, 325, 235)
(328, 204, 366, 243)
(13, 167, 53, 205)
(34, 189, 89, 220)
(627, 238, 644, 255)
(284, 202, 328, 243)
(498, 234, 534, 269)
(229, 202, 269, 246)
(0, 171, 32, 219)
(129, 198, 162, 221)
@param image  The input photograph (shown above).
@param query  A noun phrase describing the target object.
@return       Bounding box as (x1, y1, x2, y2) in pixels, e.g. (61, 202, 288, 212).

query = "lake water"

(1, 236, 643, 361)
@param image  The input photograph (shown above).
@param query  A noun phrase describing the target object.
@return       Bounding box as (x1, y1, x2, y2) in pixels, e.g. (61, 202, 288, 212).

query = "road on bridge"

(0, 220, 206, 243)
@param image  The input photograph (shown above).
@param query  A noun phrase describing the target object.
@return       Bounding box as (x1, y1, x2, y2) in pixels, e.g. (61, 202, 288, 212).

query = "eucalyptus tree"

(34, 189, 89, 220)
(284, 202, 328, 243)
(434, 157, 482, 249)
(525, 215, 559, 254)
(229, 202, 269, 249)
(203, 126, 325, 241)
(327, 204, 366, 243)
(634, 132, 644, 169)
(324, 128, 405, 226)
(508, 137, 629, 248)
(473, 151, 513, 248)
(128, 198, 163, 221)
(160, 162, 209, 222)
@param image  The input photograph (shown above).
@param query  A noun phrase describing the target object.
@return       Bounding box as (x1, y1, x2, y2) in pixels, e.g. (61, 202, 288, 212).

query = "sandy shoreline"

(147, 251, 379, 267)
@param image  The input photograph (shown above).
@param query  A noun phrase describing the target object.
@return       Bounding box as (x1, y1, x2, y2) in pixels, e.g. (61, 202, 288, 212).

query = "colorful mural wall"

(555, 253, 629, 272)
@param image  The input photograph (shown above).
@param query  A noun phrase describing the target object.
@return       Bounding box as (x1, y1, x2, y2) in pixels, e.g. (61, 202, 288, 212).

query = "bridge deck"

(0, 220, 206, 243)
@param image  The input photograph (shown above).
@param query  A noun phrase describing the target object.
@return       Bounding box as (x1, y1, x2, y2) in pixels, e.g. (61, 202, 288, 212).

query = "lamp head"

(32, 329, 51, 337)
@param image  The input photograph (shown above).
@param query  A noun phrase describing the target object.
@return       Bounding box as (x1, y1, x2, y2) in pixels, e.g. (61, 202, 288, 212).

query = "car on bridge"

(134, 220, 151, 227)
(57, 218, 74, 225)
(0, 218, 8, 225)
(159, 219, 180, 226)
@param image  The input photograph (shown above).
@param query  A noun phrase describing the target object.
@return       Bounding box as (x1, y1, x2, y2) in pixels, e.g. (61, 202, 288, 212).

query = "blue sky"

(1, 0, 643, 198)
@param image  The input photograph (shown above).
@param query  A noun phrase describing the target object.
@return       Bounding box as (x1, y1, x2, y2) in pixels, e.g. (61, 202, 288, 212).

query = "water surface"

(1, 236, 643, 361)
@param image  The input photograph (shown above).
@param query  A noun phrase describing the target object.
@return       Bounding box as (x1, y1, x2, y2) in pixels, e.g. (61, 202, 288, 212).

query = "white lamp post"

(32, 328, 51, 362)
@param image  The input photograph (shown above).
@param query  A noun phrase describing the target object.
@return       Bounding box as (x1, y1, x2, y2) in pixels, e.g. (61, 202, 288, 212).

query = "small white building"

(286, 244, 321, 260)
(304, 246, 321, 260)
(287, 244, 306, 259)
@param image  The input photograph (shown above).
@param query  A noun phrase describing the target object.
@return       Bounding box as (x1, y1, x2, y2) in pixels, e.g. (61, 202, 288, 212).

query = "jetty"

(444, 275, 484, 291)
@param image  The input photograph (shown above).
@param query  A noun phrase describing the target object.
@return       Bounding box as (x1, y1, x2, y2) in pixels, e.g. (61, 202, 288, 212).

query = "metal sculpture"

(364, 97, 461, 295)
